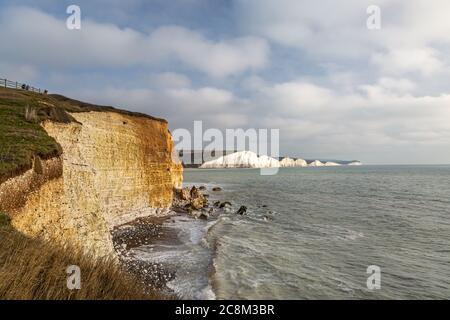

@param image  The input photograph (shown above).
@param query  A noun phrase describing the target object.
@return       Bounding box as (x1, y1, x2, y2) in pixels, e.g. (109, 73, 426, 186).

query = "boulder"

(212, 187, 222, 192)
(236, 206, 247, 215)
(199, 212, 209, 220)
(219, 201, 232, 208)
(178, 187, 191, 201)
(190, 186, 201, 199)
(173, 186, 208, 211)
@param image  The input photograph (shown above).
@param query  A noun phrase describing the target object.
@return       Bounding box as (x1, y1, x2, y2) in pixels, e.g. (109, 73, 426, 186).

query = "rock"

(199, 213, 209, 220)
(236, 206, 247, 215)
(173, 186, 208, 211)
(199, 186, 207, 191)
(262, 205, 268, 208)
(212, 187, 222, 192)
(190, 197, 206, 210)
(180, 187, 191, 200)
(213, 201, 221, 207)
(219, 201, 232, 208)
(190, 186, 200, 198)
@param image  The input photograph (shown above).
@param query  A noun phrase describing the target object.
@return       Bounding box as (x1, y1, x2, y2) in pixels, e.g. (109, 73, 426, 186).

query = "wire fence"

(0, 78, 45, 94)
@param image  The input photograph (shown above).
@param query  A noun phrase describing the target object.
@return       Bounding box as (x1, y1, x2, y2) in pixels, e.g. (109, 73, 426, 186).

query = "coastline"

(111, 182, 231, 300)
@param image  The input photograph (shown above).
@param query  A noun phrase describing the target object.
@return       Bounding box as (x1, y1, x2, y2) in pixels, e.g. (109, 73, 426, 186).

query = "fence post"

(16, 82, 18, 89)
(3, 79, 6, 88)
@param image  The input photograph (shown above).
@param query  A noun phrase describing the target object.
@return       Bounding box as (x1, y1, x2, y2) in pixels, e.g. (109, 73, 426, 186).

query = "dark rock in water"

(199, 186, 206, 191)
(212, 187, 222, 192)
(209, 208, 214, 213)
(219, 201, 232, 208)
(203, 194, 210, 198)
(199, 213, 209, 220)
(236, 206, 247, 215)
(262, 205, 268, 208)
(213, 201, 221, 207)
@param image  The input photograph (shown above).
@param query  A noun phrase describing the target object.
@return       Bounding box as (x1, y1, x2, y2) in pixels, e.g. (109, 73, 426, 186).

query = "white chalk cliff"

(308, 160, 325, 167)
(295, 158, 308, 167)
(200, 151, 280, 169)
(200, 151, 361, 169)
(280, 157, 296, 167)
(324, 162, 341, 166)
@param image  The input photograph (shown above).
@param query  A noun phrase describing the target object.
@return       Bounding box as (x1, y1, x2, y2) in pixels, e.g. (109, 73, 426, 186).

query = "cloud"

(371, 48, 444, 76)
(246, 78, 450, 161)
(148, 72, 191, 88)
(2, 2, 450, 163)
(71, 85, 249, 129)
(147, 26, 269, 77)
(0, 62, 38, 82)
(235, 0, 450, 76)
(0, 6, 269, 77)
(66, 75, 450, 163)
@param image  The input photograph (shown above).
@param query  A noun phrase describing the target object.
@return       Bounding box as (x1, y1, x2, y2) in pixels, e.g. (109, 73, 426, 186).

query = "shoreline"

(112, 214, 179, 296)
(111, 183, 231, 300)
(112, 212, 221, 299)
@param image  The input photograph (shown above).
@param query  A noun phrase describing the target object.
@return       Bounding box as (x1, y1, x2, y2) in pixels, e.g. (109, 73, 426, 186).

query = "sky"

(1, 0, 450, 164)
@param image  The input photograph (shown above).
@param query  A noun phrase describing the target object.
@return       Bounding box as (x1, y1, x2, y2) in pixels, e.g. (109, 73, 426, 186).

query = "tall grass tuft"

(24, 104, 38, 123)
(0, 215, 169, 300)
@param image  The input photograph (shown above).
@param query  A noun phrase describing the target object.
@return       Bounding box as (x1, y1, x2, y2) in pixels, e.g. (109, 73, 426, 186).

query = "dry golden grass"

(0, 215, 168, 300)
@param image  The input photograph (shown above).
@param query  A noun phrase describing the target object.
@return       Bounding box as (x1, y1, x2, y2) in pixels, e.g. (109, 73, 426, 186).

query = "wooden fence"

(0, 78, 44, 94)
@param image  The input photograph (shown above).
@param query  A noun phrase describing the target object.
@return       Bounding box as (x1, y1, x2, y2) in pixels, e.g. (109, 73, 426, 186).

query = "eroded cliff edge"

(0, 111, 182, 258)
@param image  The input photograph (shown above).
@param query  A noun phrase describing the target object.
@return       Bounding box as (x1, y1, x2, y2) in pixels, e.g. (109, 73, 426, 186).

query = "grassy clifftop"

(0, 88, 63, 183)
(0, 87, 166, 184)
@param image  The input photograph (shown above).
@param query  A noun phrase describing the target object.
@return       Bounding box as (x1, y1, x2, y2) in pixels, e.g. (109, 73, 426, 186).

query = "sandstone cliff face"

(3, 111, 182, 258)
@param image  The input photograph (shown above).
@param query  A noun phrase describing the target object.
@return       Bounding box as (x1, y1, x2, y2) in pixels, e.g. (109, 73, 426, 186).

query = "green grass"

(0, 86, 167, 184)
(0, 88, 64, 183)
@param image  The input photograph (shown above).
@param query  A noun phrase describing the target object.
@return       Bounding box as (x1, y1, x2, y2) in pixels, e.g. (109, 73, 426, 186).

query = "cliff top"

(0, 87, 167, 184)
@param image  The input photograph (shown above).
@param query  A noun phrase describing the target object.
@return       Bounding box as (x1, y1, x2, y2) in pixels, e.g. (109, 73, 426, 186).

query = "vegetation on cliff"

(0, 88, 63, 184)
(0, 212, 169, 300)
(0, 87, 167, 184)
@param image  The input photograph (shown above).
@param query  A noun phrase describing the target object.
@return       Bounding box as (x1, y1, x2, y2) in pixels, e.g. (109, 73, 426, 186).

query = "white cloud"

(248, 78, 450, 161)
(148, 26, 269, 77)
(71, 85, 248, 130)
(0, 6, 269, 77)
(149, 72, 191, 88)
(376, 77, 416, 94)
(235, 0, 450, 76)
(371, 48, 444, 76)
(0, 62, 38, 82)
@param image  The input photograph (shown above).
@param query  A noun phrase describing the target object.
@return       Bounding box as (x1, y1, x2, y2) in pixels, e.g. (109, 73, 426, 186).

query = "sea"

(130, 165, 450, 299)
